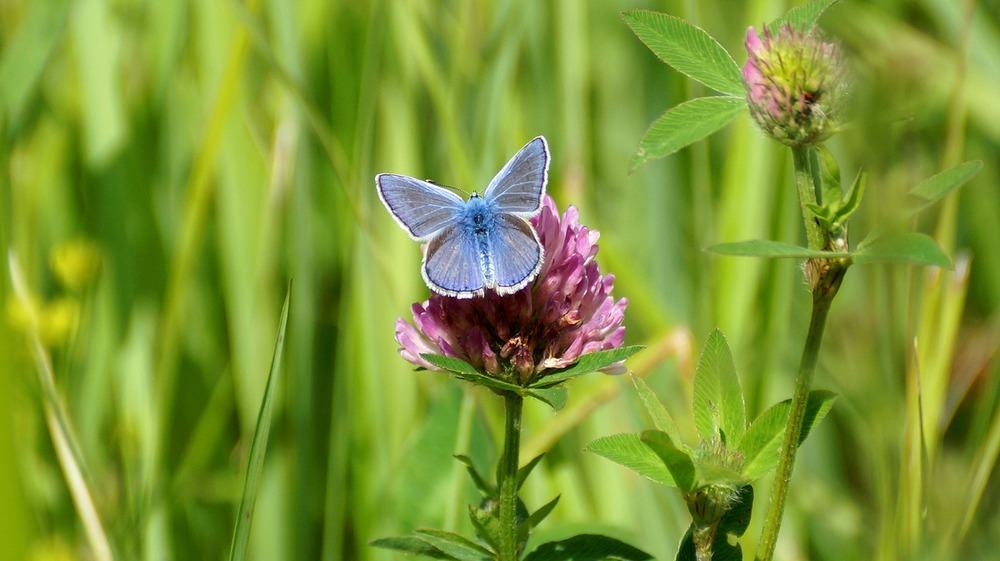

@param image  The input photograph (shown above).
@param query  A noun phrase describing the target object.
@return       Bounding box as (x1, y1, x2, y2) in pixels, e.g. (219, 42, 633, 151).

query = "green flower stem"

(755, 293, 830, 561)
(498, 391, 524, 561)
(792, 145, 826, 251)
(756, 145, 848, 561)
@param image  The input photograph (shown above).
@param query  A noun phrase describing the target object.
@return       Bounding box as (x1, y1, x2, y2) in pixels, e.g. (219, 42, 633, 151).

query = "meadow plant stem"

(756, 295, 831, 561)
(792, 146, 825, 251)
(498, 391, 524, 561)
(756, 145, 847, 561)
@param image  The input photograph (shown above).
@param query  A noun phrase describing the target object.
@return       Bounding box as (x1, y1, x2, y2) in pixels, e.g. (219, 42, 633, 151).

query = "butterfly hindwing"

(423, 221, 487, 297)
(488, 214, 544, 295)
(376, 174, 466, 240)
(483, 136, 548, 215)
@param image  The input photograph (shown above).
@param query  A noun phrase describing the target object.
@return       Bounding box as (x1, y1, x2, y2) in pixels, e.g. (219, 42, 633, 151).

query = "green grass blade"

(228, 282, 292, 561)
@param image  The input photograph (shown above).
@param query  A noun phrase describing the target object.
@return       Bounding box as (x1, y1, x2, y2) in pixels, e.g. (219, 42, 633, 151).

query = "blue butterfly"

(376, 136, 549, 298)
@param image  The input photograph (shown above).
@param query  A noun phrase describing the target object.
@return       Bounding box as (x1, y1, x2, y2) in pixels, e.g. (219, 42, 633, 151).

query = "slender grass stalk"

(228, 282, 291, 561)
(756, 145, 847, 561)
(498, 391, 524, 561)
(8, 251, 114, 561)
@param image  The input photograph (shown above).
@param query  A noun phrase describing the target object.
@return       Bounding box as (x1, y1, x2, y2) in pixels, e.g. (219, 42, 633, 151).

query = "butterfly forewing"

(488, 214, 544, 295)
(423, 221, 487, 297)
(483, 136, 548, 215)
(376, 174, 466, 240)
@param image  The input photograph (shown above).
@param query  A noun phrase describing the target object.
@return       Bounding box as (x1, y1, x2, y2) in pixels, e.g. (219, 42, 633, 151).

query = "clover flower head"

(743, 24, 848, 147)
(394, 196, 628, 385)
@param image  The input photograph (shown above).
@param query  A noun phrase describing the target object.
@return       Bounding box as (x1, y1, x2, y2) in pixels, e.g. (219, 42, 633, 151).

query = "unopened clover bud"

(743, 24, 848, 147)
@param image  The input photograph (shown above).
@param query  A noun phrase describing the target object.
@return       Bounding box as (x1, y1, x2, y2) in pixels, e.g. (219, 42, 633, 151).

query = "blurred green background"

(2, 0, 998, 559)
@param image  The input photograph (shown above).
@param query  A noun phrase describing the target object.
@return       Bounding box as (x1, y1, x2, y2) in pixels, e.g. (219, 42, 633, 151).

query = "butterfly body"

(376, 137, 549, 298)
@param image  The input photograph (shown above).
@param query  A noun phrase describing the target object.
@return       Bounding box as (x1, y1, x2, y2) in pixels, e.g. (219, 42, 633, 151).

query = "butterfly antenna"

(426, 180, 471, 197)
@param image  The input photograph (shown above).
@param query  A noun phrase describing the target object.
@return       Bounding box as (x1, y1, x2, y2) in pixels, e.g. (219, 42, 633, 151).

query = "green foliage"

(531, 346, 644, 387)
(3, 1, 999, 560)
(693, 329, 746, 445)
(906, 160, 984, 216)
(766, 0, 841, 33)
(674, 485, 753, 561)
(522, 534, 654, 561)
(585, 433, 680, 487)
(737, 391, 837, 481)
(229, 284, 292, 561)
(629, 96, 746, 172)
(631, 374, 682, 444)
(621, 11, 743, 96)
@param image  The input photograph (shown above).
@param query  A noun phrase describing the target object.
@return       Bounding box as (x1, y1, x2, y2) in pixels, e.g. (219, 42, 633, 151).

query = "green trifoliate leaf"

(641, 430, 696, 492)
(421, 354, 525, 393)
(631, 373, 683, 444)
(524, 534, 654, 561)
(906, 160, 982, 216)
(585, 433, 680, 487)
(414, 529, 493, 561)
(853, 233, 952, 268)
(631, 96, 745, 172)
(369, 536, 456, 560)
(708, 239, 851, 259)
(737, 390, 837, 481)
(421, 354, 479, 375)
(622, 10, 744, 95)
(532, 345, 644, 387)
(526, 386, 567, 411)
(693, 329, 746, 445)
(767, 0, 840, 33)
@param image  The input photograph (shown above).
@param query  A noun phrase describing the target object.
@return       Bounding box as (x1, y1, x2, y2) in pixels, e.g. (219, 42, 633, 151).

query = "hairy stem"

(792, 145, 825, 251)
(498, 391, 523, 561)
(756, 144, 847, 561)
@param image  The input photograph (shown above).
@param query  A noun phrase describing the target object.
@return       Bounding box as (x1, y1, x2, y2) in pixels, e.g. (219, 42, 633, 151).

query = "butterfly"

(376, 136, 549, 298)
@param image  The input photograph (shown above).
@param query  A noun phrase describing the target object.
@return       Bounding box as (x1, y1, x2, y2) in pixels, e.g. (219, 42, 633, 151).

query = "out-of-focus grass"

(1, 1, 998, 560)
